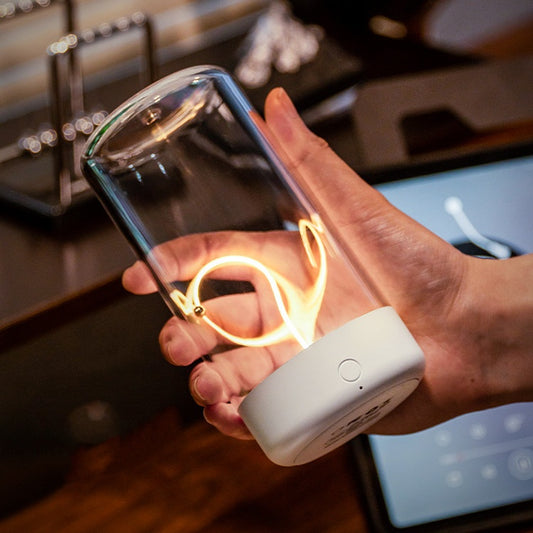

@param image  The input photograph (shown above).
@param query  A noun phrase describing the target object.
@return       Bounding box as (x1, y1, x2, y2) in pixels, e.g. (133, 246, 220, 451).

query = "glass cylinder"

(82, 65, 424, 466)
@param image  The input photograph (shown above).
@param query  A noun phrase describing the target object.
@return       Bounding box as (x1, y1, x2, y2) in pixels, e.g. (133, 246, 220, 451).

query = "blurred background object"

(234, 0, 323, 89)
(0, 0, 270, 220)
(420, 0, 533, 57)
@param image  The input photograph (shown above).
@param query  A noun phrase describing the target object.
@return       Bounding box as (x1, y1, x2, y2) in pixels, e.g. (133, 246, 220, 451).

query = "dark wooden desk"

(1, 407, 533, 533)
(0, 207, 135, 351)
(0, 408, 369, 533)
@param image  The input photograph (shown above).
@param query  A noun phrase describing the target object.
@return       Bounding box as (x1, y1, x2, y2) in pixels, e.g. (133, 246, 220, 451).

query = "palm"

(149, 222, 382, 439)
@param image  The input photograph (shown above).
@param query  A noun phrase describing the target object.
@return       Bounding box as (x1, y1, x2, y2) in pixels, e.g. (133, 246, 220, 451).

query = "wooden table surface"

(1, 406, 533, 533)
(0, 408, 369, 533)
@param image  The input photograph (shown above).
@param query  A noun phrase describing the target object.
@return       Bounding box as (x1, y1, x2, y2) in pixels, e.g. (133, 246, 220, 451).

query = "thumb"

(263, 88, 393, 251)
(263, 88, 392, 283)
(263, 88, 384, 228)
(263, 88, 460, 314)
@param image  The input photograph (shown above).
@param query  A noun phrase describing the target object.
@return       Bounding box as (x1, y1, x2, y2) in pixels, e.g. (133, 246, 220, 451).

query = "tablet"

(350, 144, 533, 532)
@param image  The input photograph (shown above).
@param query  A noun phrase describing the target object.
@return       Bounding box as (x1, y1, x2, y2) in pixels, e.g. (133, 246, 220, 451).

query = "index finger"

(122, 227, 304, 295)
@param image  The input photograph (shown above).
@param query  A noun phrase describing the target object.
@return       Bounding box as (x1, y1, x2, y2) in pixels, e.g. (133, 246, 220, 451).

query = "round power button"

(339, 359, 361, 382)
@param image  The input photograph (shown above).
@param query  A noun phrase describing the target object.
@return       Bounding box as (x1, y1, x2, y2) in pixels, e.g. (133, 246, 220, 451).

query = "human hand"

(122, 213, 374, 439)
(123, 87, 533, 439)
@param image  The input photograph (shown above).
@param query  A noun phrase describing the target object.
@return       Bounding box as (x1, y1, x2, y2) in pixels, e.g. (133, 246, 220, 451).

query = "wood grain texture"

(0, 408, 369, 533)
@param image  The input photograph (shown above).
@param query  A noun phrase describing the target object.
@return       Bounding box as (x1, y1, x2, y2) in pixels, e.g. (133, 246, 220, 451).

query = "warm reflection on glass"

(167, 216, 327, 349)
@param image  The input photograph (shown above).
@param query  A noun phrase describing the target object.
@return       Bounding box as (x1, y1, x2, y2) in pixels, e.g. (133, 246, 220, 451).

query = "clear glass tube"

(82, 66, 424, 466)
(83, 65, 384, 345)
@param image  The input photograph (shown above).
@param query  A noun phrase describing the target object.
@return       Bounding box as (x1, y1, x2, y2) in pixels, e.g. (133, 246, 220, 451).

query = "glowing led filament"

(169, 217, 328, 349)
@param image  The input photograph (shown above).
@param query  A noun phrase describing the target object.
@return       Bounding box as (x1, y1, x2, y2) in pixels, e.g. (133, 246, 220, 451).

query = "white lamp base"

(238, 306, 425, 466)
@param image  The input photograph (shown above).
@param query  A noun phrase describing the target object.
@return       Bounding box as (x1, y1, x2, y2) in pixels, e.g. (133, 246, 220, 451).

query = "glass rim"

(82, 64, 238, 160)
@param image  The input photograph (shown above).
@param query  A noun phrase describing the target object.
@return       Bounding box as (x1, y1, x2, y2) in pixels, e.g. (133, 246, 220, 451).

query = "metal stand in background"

(0, 1, 156, 220)
(0, 0, 75, 28)
(48, 11, 156, 213)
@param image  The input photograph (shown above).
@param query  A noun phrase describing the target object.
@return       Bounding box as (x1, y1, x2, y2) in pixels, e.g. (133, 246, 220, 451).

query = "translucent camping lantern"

(82, 65, 425, 466)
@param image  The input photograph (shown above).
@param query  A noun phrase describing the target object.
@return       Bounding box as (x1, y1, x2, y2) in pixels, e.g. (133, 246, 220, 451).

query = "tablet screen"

(369, 403, 533, 528)
(356, 149, 533, 530)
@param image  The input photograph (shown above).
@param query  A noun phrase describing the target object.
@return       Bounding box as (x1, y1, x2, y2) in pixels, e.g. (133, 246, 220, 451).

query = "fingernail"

(274, 87, 298, 118)
(165, 339, 173, 356)
(269, 87, 300, 145)
(192, 377, 207, 403)
(162, 340, 174, 364)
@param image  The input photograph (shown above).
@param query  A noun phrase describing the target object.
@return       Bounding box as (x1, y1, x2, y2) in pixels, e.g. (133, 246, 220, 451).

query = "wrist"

(465, 254, 533, 408)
